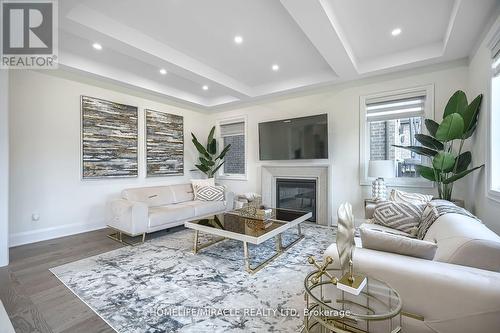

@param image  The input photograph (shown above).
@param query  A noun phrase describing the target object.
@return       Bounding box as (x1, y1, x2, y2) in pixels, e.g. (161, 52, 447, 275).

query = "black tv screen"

(259, 114, 328, 160)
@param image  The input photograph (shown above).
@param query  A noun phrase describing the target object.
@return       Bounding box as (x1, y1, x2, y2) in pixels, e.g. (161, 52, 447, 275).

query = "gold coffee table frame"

(186, 209, 312, 274)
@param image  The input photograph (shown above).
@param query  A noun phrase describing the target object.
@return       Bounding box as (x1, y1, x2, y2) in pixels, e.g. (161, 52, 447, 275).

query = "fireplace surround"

(261, 165, 330, 226)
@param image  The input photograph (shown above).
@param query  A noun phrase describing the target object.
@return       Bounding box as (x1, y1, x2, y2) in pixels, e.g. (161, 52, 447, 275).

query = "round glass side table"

(303, 268, 402, 333)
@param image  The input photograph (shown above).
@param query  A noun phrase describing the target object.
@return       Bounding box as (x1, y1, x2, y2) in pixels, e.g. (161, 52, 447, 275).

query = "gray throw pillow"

(360, 226, 437, 260)
(195, 186, 225, 201)
(373, 201, 425, 235)
(389, 189, 433, 205)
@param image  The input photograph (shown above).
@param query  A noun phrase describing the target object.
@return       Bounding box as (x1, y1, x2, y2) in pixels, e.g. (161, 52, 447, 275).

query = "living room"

(1, 1, 499, 332)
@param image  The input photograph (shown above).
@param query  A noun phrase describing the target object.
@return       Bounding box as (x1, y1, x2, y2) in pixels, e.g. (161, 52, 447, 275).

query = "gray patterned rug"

(50, 223, 336, 333)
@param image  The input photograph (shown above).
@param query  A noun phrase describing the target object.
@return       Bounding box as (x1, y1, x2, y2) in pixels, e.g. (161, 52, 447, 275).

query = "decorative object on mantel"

(145, 109, 184, 177)
(81, 96, 138, 179)
(191, 126, 231, 178)
(368, 160, 395, 200)
(395, 90, 484, 201)
(234, 192, 262, 209)
(336, 202, 366, 295)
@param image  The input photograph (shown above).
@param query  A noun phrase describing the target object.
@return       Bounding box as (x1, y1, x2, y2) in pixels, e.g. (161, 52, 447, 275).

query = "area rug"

(50, 223, 336, 333)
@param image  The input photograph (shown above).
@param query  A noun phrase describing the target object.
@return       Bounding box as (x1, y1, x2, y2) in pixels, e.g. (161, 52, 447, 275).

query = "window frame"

(487, 28, 500, 202)
(216, 115, 248, 181)
(359, 84, 435, 188)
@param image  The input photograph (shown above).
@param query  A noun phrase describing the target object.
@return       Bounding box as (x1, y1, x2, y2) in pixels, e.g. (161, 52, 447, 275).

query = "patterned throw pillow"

(389, 189, 433, 205)
(195, 186, 225, 201)
(373, 201, 425, 236)
(191, 178, 215, 196)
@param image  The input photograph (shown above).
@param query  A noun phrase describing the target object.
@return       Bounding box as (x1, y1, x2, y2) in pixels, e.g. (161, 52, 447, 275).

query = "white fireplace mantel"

(261, 165, 331, 226)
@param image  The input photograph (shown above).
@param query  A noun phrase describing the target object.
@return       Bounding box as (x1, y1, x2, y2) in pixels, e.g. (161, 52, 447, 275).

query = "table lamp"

(368, 160, 395, 200)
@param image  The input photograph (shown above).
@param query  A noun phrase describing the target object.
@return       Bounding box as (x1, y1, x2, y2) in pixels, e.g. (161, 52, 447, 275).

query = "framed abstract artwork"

(145, 109, 184, 176)
(81, 96, 138, 179)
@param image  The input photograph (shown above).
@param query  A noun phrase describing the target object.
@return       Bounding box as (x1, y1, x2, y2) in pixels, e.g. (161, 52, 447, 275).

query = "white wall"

(9, 70, 210, 246)
(0, 69, 9, 266)
(212, 63, 469, 223)
(467, 16, 500, 234)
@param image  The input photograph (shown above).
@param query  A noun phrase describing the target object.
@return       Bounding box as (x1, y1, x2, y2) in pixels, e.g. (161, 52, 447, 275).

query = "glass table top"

(187, 208, 310, 238)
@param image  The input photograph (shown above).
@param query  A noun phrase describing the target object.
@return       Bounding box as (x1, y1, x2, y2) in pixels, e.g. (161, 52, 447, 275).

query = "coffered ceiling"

(57, 0, 499, 111)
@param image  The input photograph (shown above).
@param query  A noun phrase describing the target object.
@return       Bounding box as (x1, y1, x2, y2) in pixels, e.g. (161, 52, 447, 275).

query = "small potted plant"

(191, 126, 231, 179)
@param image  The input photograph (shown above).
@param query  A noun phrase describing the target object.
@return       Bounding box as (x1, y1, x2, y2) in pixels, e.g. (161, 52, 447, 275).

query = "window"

(218, 117, 247, 180)
(360, 85, 434, 187)
(488, 30, 500, 201)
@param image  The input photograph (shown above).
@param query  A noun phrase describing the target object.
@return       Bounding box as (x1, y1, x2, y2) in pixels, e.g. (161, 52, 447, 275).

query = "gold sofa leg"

(107, 229, 146, 246)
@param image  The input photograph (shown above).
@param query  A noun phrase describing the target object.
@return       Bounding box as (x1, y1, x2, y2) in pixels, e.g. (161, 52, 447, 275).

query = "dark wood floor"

(0, 228, 125, 333)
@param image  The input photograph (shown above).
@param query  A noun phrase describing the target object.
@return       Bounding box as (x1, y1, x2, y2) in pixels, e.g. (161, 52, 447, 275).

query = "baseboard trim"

(9, 222, 107, 247)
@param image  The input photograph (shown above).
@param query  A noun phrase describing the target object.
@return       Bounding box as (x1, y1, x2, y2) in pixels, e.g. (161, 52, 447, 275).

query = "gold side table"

(303, 268, 402, 333)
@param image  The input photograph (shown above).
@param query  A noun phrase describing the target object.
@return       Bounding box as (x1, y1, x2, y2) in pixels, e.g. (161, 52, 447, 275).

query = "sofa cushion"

(148, 204, 195, 228)
(122, 186, 176, 207)
(373, 201, 425, 235)
(360, 222, 413, 237)
(170, 184, 195, 203)
(360, 225, 437, 260)
(183, 200, 226, 217)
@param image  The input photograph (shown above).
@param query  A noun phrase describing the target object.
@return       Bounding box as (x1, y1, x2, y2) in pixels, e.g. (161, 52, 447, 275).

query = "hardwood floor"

(0, 228, 124, 333)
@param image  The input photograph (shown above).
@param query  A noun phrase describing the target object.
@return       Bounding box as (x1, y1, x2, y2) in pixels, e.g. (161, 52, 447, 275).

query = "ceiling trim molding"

(207, 58, 468, 112)
(65, 5, 254, 98)
(280, 0, 356, 78)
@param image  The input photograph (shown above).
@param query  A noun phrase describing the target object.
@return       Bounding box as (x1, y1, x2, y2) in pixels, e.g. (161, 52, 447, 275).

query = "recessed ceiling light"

(272, 64, 279, 71)
(159, 68, 167, 75)
(92, 43, 102, 50)
(202, 85, 209, 91)
(391, 28, 402, 36)
(234, 35, 243, 44)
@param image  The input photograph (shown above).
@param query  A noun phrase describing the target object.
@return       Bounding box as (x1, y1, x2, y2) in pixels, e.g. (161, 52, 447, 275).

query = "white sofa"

(108, 184, 234, 238)
(325, 212, 500, 333)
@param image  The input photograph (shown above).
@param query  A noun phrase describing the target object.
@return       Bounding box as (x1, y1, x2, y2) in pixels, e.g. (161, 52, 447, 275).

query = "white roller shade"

(220, 121, 244, 137)
(366, 95, 426, 122)
(492, 39, 500, 77)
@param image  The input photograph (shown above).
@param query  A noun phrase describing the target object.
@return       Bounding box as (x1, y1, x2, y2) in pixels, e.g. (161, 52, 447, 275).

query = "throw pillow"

(360, 226, 437, 260)
(191, 178, 215, 195)
(389, 189, 433, 205)
(195, 186, 225, 201)
(373, 201, 425, 235)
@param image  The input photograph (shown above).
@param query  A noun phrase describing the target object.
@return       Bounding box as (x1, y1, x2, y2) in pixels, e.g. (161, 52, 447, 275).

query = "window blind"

(366, 95, 426, 122)
(492, 36, 500, 77)
(220, 121, 244, 137)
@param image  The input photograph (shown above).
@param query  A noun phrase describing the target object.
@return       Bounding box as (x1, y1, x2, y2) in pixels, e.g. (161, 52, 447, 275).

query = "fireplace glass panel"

(276, 178, 316, 222)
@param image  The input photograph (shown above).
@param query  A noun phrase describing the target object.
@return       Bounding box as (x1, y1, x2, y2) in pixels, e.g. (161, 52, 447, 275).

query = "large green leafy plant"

(191, 126, 231, 178)
(395, 90, 484, 201)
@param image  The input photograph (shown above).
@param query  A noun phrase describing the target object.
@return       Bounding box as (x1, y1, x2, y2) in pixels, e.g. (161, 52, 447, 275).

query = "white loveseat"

(108, 184, 234, 238)
(325, 212, 500, 333)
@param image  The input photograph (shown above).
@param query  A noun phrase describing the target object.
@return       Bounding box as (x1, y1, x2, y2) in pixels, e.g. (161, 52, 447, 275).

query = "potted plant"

(395, 90, 484, 201)
(191, 126, 231, 178)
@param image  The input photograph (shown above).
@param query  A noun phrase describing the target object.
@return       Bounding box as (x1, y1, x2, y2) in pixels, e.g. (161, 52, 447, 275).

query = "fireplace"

(276, 178, 317, 222)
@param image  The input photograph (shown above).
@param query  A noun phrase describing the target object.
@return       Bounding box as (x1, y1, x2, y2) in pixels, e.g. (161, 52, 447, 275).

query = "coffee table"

(184, 208, 312, 274)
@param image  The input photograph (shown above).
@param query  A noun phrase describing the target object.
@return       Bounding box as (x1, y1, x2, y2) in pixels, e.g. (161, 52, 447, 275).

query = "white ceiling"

(57, 0, 499, 111)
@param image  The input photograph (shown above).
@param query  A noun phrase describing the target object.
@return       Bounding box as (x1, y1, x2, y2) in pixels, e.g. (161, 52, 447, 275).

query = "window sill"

(360, 179, 434, 189)
(217, 174, 248, 181)
(487, 188, 500, 204)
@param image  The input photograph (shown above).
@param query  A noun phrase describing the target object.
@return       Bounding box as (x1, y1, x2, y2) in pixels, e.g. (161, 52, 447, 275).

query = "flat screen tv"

(259, 114, 328, 160)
